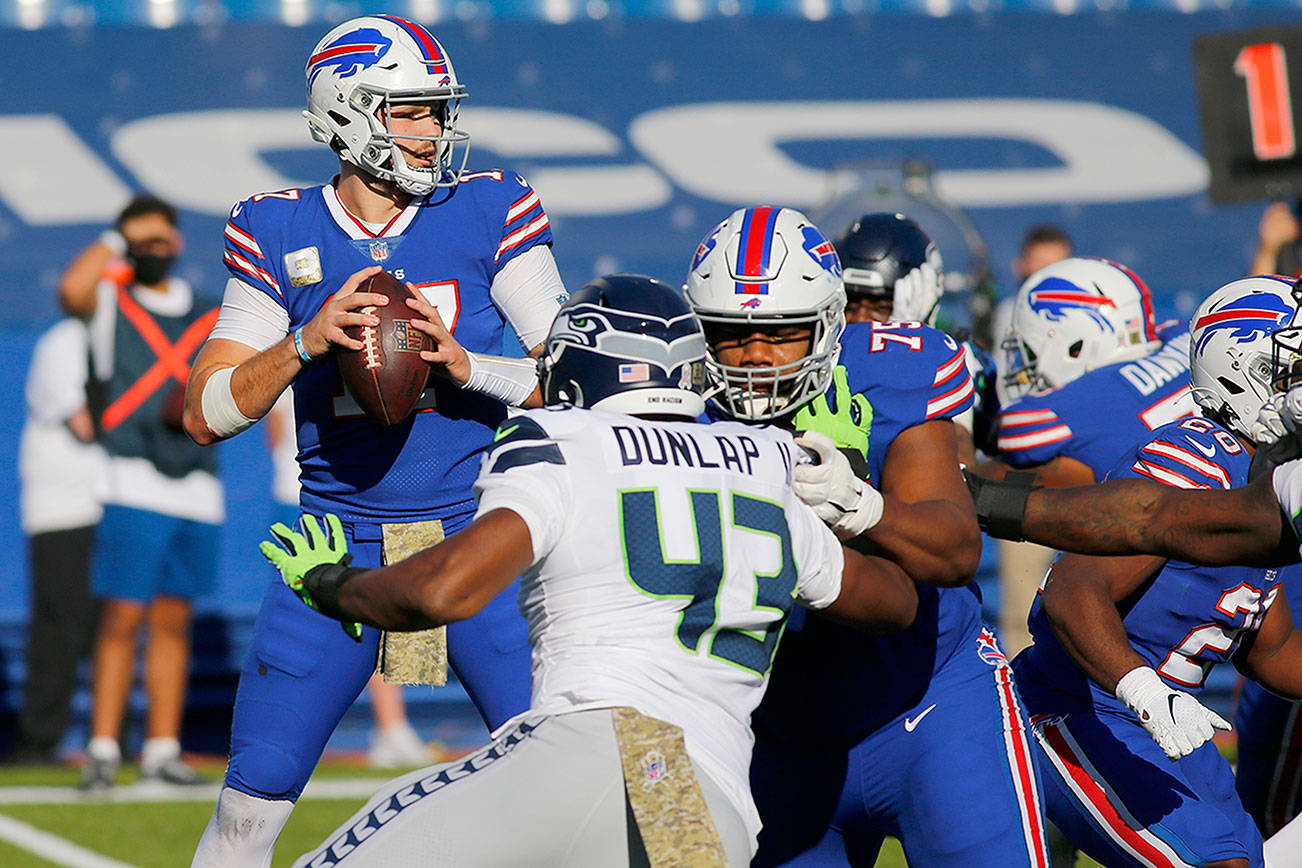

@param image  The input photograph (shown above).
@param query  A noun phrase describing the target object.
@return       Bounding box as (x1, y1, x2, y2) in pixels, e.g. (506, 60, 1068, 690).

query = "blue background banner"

(2, 9, 1295, 745)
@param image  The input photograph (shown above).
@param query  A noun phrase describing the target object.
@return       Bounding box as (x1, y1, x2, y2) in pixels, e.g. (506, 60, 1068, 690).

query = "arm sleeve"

(473, 416, 573, 563)
(790, 499, 845, 610)
(208, 278, 291, 352)
(490, 245, 568, 352)
(493, 174, 554, 275)
(222, 211, 284, 301)
(1116, 428, 1235, 490)
(925, 342, 975, 421)
(995, 403, 1076, 466)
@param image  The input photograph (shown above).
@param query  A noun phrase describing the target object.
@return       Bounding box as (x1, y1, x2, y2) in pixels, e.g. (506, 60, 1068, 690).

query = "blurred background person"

(59, 194, 223, 790)
(14, 317, 105, 765)
(1250, 200, 1301, 278)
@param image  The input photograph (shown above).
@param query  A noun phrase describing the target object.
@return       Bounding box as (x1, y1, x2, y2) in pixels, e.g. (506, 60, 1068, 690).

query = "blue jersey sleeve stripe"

(504, 189, 541, 226)
(999, 408, 1061, 428)
(932, 347, 968, 387)
(490, 443, 565, 473)
(1138, 441, 1231, 489)
(1131, 458, 1214, 490)
(224, 220, 267, 262)
(223, 249, 281, 297)
(997, 423, 1072, 453)
(925, 371, 974, 419)
(495, 212, 551, 263)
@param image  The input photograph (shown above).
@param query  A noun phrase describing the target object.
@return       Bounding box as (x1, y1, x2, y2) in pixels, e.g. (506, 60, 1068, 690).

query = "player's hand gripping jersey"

(223, 174, 553, 523)
(996, 324, 1195, 478)
(756, 319, 979, 738)
(1015, 415, 1294, 717)
(474, 406, 846, 844)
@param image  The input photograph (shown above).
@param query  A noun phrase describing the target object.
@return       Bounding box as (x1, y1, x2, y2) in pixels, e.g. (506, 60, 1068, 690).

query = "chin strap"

(963, 469, 1038, 541)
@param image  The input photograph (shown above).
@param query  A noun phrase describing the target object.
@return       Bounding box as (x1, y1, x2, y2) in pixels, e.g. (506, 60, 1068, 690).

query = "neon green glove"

(259, 513, 363, 642)
(792, 366, 873, 466)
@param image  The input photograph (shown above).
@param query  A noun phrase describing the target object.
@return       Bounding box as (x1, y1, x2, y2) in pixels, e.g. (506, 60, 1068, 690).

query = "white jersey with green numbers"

(472, 406, 845, 843)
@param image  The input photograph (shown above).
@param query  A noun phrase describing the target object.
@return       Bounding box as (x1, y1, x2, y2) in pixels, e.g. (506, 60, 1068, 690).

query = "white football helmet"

(1002, 256, 1160, 399)
(303, 15, 469, 196)
(1190, 275, 1299, 439)
(684, 206, 845, 421)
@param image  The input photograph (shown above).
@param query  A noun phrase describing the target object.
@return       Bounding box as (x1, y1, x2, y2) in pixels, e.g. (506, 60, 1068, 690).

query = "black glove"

(964, 469, 1037, 541)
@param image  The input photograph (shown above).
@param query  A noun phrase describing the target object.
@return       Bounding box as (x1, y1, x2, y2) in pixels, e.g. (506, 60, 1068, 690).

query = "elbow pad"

(964, 469, 1037, 541)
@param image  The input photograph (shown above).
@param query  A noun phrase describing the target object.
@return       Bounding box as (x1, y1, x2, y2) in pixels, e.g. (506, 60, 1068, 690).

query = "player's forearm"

(1020, 478, 1290, 566)
(821, 548, 918, 631)
(184, 337, 298, 445)
(336, 510, 534, 629)
(1042, 578, 1147, 692)
(866, 498, 981, 586)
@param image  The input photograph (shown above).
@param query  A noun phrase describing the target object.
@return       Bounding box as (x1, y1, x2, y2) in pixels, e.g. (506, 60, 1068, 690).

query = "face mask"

(128, 252, 176, 286)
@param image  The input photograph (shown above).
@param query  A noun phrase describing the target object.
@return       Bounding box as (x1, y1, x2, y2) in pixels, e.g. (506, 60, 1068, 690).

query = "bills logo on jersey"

(1027, 277, 1118, 331)
(1192, 292, 1293, 353)
(307, 27, 393, 84)
(619, 363, 650, 383)
(801, 226, 842, 277)
(976, 627, 1009, 668)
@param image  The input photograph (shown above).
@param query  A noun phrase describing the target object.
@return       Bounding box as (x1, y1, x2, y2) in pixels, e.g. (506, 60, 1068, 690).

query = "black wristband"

(302, 554, 364, 622)
(964, 469, 1037, 541)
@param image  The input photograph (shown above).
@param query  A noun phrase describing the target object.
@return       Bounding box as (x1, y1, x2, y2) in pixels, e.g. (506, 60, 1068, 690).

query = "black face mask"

(128, 252, 176, 286)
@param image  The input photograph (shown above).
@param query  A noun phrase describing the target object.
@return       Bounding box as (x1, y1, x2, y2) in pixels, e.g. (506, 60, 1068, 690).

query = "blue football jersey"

(996, 327, 1195, 479)
(1015, 416, 1294, 717)
(222, 172, 553, 523)
(755, 321, 986, 739)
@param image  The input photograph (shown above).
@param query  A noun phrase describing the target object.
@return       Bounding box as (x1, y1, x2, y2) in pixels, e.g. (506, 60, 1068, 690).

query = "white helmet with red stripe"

(303, 15, 469, 195)
(1002, 256, 1160, 400)
(684, 206, 846, 421)
(1189, 275, 1299, 439)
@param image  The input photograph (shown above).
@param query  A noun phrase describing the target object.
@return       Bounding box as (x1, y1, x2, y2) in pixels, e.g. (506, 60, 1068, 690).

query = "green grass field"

(0, 757, 1105, 866)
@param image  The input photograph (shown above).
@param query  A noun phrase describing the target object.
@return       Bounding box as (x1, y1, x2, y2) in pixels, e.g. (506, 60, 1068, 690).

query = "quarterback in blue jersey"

(1007, 277, 1302, 868)
(686, 206, 1051, 867)
(182, 16, 566, 867)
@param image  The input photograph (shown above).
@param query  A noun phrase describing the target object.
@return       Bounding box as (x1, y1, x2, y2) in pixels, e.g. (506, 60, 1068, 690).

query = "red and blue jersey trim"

(735, 206, 779, 295)
(495, 181, 551, 266)
(223, 218, 280, 298)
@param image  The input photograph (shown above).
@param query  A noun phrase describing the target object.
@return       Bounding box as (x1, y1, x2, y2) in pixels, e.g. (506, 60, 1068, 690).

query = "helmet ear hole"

(327, 111, 352, 127)
(1217, 376, 1245, 395)
(1067, 339, 1084, 359)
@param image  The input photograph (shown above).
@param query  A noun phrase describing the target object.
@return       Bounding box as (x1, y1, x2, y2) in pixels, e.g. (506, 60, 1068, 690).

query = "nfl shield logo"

(619, 363, 650, 383)
(369, 239, 390, 262)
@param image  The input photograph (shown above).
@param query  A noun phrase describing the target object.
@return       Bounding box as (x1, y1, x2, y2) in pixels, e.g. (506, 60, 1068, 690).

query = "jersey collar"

(321, 182, 422, 240)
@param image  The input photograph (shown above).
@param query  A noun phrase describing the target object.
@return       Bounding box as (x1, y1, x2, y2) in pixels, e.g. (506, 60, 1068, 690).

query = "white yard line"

(0, 813, 138, 868)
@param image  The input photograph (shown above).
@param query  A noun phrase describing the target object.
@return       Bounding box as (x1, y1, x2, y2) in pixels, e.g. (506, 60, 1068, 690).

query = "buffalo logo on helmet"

(1193, 291, 1294, 354)
(739, 297, 762, 309)
(801, 226, 842, 277)
(307, 27, 393, 84)
(691, 224, 724, 272)
(1026, 277, 1118, 332)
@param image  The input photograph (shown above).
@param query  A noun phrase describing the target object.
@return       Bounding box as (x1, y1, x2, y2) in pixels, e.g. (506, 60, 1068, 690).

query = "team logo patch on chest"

(285, 247, 323, 287)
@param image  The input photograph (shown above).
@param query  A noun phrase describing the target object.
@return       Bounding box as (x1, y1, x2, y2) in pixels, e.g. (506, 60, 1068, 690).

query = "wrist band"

(99, 229, 126, 257)
(293, 327, 314, 364)
(965, 469, 1037, 541)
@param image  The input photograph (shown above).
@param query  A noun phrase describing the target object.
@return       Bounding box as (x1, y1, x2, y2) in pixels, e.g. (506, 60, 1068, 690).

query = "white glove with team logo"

(793, 431, 884, 539)
(1252, 387, 1302, 445)
(1114, 666, 1231, 760)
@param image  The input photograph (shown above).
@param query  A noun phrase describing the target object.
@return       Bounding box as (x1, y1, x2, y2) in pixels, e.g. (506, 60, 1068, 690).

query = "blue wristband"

(293, 328, 313, 364)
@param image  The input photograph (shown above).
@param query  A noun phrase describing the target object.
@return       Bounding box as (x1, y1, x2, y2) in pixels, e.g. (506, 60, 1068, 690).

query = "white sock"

(1265, 812, 1302, 868)
(191, 787, 295, 868)
(87, 737, 120, 762)
(140, 737, 181, 772)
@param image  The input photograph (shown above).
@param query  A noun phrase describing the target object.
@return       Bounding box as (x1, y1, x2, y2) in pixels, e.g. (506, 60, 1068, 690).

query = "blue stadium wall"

(0, 7, 1295, 751)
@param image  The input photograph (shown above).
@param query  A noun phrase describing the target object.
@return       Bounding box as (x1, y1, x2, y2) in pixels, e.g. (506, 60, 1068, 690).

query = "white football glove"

(793, 431, 884, 539)
(1114, 666, 1231, 760)
(893, 260, 944, 325)
(1253, 387, 1302, 446)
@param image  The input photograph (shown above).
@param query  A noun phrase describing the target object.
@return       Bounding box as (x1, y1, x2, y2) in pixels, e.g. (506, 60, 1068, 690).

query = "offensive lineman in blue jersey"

(684, 207, 1052, 867)
(182, 16, 566, 866)
(981, 257, 1196, 488)
(990, 277, 1302, 868)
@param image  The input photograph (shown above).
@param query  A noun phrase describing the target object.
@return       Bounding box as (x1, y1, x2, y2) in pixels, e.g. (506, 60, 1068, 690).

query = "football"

(338, 271, 432, 425)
